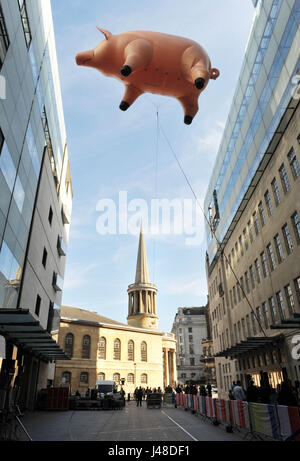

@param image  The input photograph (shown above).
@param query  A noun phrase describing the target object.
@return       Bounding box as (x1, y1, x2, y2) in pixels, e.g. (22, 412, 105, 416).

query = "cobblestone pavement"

(19, 401, 245, 442)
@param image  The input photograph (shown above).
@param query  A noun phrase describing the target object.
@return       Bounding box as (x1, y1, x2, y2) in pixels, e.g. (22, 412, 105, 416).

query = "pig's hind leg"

(121, 39, 153, 77)
(119, 84, 144, 111)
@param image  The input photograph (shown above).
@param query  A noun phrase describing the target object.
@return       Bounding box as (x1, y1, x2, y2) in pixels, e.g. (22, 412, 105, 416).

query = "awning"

(270, 313, 300, 330)
(0, 308, 70, 363)
(214, 334, 284, 359)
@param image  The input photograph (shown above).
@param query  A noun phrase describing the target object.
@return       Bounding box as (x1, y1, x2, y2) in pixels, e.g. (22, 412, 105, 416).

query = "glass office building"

(204, 0, 300, 264)
(0, 0, 72, 409)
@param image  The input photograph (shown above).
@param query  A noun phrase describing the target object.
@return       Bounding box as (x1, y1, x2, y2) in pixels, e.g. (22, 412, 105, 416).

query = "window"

(253, 211, 260, 235)
(189, 345, 194, 354)
(65, 333, 74, 358)
(80, 372, 88, 384)
(254, 259, 262, 284)
(256, 307, 262, 332)
(98, 337, 106, 359)
(113, 373, 120, 384)
(264, 190, 273, 216)
(294, 277, 300, 307)
(282, 224, 293, 255)
(190, 358, 195, 366)
(127, 373, 134, 384)
(239, 235, 243, 256)
(35, 294, 41, 316)
(266, 243, 276, 271)
(62, 371, 71, 385)
(287, 148, 300, 179)
(260, 251, 269, 278)
(251, 312, 257, 335)
(97, 373, 105, 381)
(48, 206, 53, 225)
(141, 374, 147, 384)
(188, 327, 192, 332)
(276, 291, 286, 320)
(245, 271, 250, 293)
(249, 265, 255, 289)
(0, 138, 16, 192)
(243, 228, 249, 250)
(262, 302, 269, 329)
(241, 318, 246, 339)
(128, 340, 134, 361)
(258, 202, 266, 226)
(141, 341, 147, 362)
(279, 164, 290, 193)
(284, 285, 295, 316)
(0, 4, 10, 69)
(18, 0, 32, 49)
(233, 285, 237, 305)
(291, 212, 300, 244)
(42, 247, 48, 268)
(248, 220, 254, 243)
(271, 178, 281, 205)
(189, 335, 193, 342)
(268, 297, 277, 323)
(274, 234, 284, 263)
(82, 335, 91, 359)
(114, 339, 121, 360)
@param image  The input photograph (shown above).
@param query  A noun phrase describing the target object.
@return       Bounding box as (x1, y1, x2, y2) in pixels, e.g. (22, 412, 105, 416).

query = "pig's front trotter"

(120, 65, 132, 77)
(119, 101, 130, 111)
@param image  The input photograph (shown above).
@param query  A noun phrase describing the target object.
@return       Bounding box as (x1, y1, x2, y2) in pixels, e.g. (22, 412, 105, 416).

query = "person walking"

(206, 383, 212, 397)
(277, 381, 298, 407)
(232, 380, 246, 401)
(136, 386, 143, 406)
(246, 380, 259, 403)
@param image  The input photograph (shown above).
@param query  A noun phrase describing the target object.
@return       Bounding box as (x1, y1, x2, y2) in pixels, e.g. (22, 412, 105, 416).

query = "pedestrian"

(136, 386, 143, 406)
(277, 381, 298, 407)
(232, 380, 246, 401)
(246, 380, 259, 403)
(134, 387, 138, 401)
(200, 385, 207, 397)
(259, 383, 271, 404)
(269, 388, 278, 405)
(228, 389, 234, 400)
(232, 381, 236, 390)
(206, 383, 212, 397)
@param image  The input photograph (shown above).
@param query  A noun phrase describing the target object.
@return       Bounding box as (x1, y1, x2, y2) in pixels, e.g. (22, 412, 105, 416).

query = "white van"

(95, 380, 117, 398)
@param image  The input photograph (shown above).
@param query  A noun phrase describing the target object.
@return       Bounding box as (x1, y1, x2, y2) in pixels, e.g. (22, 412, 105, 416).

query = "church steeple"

(135, 221, 150, 284)
(127, 223, 158, 330)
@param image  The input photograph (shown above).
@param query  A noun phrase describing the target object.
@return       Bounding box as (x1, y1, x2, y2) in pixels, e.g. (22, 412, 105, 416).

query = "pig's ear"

(96, 27, 112, 40)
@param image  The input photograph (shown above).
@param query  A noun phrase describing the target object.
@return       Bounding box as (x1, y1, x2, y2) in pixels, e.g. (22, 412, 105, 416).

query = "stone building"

(54, 225, 177, 394)
(0, 0, 72, 410)
(171, 306, 208, 384)
(204, 0, 300, 400)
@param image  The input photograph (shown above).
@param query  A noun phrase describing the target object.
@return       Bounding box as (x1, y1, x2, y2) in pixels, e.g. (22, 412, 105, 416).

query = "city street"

(19, 401, 243, 442)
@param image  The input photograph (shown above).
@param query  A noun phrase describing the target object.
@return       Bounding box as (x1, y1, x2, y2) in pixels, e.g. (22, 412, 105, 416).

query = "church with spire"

(54, 225, 177, 394)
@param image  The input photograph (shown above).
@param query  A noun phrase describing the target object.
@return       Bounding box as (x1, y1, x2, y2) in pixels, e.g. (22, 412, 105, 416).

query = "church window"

(114, 339, 121, 360)
(128, 340, 134, 361)
(62, 371, 71, 384)
(64, 333, 74, 358)
(97, 372, 105, 380)
(80, 372, 88, 384)
(82, 335, 91, 359)
(141, 373, 147, 384)
(113, 373, 120, 384)
(141, 341, 147, 362)
(98, 337, 106, 359)
(127, 373, 134, 383)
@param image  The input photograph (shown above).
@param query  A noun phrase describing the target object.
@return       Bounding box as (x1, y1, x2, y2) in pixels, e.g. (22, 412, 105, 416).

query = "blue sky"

(51, 0, 254, 332)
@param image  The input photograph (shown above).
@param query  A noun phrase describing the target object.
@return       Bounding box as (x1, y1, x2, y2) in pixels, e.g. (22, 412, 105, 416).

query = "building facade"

(54, 226, 177, 395)
(204, 0, 300, 399)
(0, 0, 72, 410)
(172, 307, 208, 384)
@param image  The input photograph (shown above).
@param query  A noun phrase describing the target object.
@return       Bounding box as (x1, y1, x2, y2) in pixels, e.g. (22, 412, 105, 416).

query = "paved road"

(20, 401, 244, 442)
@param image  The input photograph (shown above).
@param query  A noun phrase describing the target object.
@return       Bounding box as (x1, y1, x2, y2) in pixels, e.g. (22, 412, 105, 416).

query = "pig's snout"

(76, 50, 95, 66)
